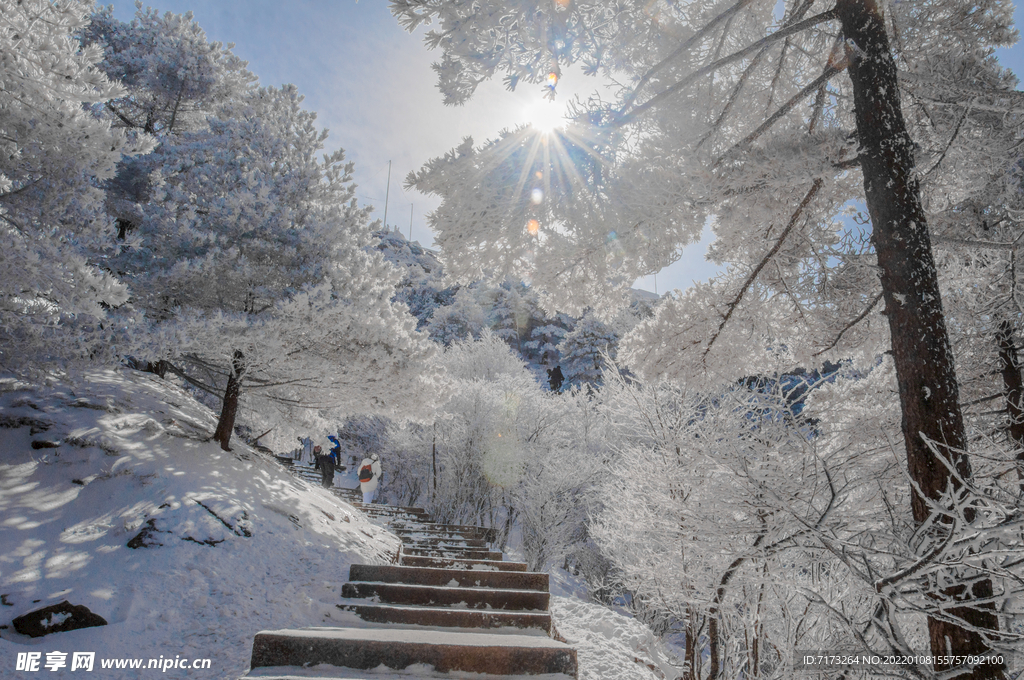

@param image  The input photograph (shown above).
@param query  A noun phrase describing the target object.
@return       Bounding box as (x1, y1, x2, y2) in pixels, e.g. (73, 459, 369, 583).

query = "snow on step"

(249, 627, 577, 677)
(245, 665, 573, 680)
(399, 535, 489, 549)
(340, 582, 549, 611)
(392, 522, 495, 538)
(401, 546, 504, 561)
(398, 554, 528, 571)
(244, 500, 576, 679)
(349, 565, 548, 591)
(336, 602, 552, 634)
(400, 543, 494, 557)
(392, 523, 493, 538)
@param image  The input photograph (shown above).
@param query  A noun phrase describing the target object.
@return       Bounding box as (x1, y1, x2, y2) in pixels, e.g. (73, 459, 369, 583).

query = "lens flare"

(531, 188, 543, 204)
(547, 72, 559, 88)
(527, 219, 540, 236)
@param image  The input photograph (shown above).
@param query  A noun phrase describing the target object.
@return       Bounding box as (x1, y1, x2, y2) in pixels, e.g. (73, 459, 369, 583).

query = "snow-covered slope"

(0, 368, 675, 680)
(0, 369, 399, 678)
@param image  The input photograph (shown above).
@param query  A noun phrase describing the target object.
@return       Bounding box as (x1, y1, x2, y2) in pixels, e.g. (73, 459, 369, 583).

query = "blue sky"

(108, 1, 1024, 296)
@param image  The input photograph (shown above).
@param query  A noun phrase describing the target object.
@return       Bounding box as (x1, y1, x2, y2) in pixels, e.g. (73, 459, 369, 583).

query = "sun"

(522, 98, 566, 135)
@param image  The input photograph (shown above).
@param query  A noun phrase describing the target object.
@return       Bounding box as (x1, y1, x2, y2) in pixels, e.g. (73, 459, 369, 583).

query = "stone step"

(245, 673, 573, 680)
(348, 564, 548, 591)
(400, 536, 489, 550)
(361, 516, 432, 528)
(389, 520, 492, 533)
(249, 627, 577, 677)
(352, 503, 429, 515)
(393, 524, 492, 541)
(398, 554, 527, 571)
(341, 582, 548, 611)
(401, 546, 503, 560)
(337, 602, 552, 634)
(356, 508, 432, 521)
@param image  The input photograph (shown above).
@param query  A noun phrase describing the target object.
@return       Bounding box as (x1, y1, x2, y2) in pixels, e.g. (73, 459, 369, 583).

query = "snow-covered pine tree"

(81, 4, 255, 241)
(487, 279, 541, 356)
(558, 312, 619, 388)
(0, 0, 141, 369)
(394, 0, 1017, 669)
(424, 284, 487, 346)
(110, 75, 441, 449)
(525, 313, 574, 366)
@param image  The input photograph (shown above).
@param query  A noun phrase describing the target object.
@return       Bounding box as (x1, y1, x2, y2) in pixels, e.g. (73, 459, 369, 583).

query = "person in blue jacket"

(327, 435, 342, 467)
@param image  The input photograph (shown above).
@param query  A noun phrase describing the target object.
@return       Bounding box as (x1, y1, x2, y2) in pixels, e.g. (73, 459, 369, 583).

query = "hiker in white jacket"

(357, 453, 382, 504)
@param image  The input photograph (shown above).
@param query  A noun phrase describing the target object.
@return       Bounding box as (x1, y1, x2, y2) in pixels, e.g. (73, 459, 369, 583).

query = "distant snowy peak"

(629, 288, 660, 302)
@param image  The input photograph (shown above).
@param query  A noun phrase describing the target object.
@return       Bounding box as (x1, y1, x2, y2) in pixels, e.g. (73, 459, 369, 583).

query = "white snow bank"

(551, 597, 681, 680)
(0, 369, 399, 678)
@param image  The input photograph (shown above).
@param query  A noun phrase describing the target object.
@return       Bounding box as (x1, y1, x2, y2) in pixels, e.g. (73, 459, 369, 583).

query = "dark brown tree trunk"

(996, 319, 1024, 491)
(707, 607, 721, 680)
(685, 606, 699, 680)
(144, 360, 168, 379)
(836, 0, 1002, 675)
(212, 350, 245, 452)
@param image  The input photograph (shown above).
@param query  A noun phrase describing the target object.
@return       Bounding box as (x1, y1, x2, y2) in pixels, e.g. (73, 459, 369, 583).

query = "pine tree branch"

(703, 178, 823, 360)
(162, 361, 222, 397)
(697, 0, 819, 151)
(618, 9, 839, 127)
(932, 236, 1024, 251)
(832, 156, 861, 169)
(813, 292, 883, 357)
(105, 101, 138, 129)
(0, 178, 43, 201)
(717, 64, 841, 166)
(621, 0, 759, 114)
(923, 99, 973, 178)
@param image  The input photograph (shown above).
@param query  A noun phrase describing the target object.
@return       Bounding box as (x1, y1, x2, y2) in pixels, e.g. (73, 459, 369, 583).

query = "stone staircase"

(243, 502, 577, 679)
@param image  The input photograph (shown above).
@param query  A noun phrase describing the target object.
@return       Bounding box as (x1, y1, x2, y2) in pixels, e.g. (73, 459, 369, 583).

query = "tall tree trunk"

(996, 319, 1024, 491)
(213, 350, 245, 452)
(836, 0, 1002, 675)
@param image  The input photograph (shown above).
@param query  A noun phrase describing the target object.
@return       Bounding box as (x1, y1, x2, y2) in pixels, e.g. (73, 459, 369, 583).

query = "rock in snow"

(12, 601, 107, 638)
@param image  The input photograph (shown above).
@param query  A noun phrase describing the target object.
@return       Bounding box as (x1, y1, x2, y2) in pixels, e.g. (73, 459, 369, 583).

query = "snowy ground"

(0, 369, 677, 679)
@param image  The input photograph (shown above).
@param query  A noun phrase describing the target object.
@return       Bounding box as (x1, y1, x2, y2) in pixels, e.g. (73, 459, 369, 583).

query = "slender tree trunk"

(996, 319, 1024, 491)
(751, 575, 765, 678)
(707, 607, 721, 680)
(213, 350, 245, 452)
(836, 0, 1002, 675)
(432, 424, 438, 500)
(685, 606, 699, 680)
